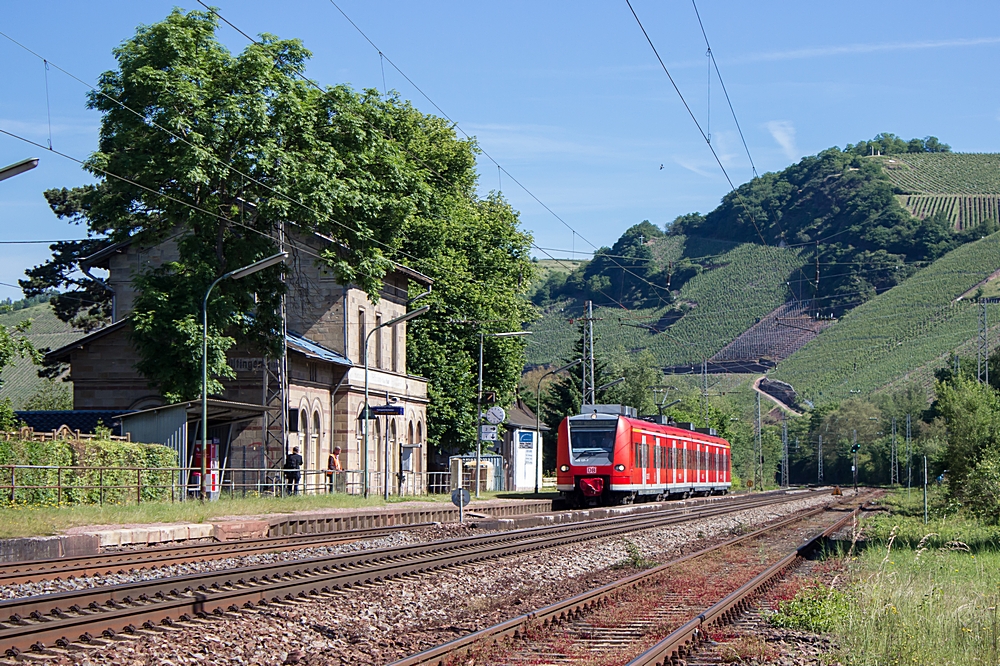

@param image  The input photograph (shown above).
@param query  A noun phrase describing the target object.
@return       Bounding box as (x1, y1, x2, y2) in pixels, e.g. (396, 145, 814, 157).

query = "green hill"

(0, 304, 83, 408)
(527, 241, 803, 367)
(770, 231, 1000, 404)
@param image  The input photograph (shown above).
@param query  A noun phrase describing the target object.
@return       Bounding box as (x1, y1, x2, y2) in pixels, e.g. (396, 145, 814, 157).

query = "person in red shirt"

(327, 446, 342, 493)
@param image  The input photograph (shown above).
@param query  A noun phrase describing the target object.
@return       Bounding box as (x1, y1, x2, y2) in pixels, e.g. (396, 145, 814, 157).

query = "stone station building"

(47, 233, 431, 494)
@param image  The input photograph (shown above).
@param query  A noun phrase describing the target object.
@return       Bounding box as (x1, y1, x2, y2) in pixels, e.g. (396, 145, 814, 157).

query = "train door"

(682, 441, 689, 485)
(652, 437, 660, 487)
(669, 440, 676, 487)
(640, 435, 647, 490)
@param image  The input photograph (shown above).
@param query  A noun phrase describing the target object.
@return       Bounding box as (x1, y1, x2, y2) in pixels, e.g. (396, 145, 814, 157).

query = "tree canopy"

(24, 9, 534, 452)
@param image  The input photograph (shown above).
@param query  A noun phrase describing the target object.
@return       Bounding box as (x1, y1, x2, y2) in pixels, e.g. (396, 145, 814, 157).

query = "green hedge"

(0, 438, 177, 506)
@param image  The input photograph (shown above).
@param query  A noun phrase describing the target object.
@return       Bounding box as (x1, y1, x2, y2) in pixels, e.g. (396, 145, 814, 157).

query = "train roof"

(621, 415, 730, 446)
(563, 409, 730, 446)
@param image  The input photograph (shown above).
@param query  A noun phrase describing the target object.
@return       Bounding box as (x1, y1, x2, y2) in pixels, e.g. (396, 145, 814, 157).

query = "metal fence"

(0, 464, 460, 506)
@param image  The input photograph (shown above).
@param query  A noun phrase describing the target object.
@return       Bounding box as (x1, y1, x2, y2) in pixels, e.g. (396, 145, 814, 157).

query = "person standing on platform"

(284, 446, 303, 495)
(327, 446, 342, 493)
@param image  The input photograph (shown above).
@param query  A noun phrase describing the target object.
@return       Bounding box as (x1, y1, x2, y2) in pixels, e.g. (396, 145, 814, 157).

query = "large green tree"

(404, 192, 535, 455)
(26, 9, 533, 449)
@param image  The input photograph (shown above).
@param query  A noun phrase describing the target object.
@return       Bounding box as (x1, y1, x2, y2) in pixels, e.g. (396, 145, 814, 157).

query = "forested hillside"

(771, 231, 1000, 404)
(528, 134, 999, 380)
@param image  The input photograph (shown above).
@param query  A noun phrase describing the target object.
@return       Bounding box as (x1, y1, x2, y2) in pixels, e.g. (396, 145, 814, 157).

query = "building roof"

(15, 410, 127, 435)
(45, 319, 129, 363)
(503, 398, 550, 431)
(47, 321, 353, 371)
(286, 331, 352, 366)
(121, 399, 274, 426)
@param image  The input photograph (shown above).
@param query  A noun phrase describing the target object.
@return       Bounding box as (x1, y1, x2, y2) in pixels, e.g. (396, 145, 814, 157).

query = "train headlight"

(559, 465, 570, 473)
(614, 464, 626, 472)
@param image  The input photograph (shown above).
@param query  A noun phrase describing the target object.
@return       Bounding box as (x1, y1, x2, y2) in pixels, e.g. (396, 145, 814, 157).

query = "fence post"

(99, 467, 104, 506)
(9, 466, 14, 504)
(57, 467, 62, 506)
(137, 468, 142, 505)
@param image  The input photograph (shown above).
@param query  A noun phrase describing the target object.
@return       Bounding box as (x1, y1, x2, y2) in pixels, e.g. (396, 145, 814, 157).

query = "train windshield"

(568, 420, 618, 466)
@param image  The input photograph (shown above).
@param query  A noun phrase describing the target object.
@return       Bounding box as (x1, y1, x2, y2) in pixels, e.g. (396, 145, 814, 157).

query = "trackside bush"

(0, 437, 176, 506)
(962, 453, 1000, 525)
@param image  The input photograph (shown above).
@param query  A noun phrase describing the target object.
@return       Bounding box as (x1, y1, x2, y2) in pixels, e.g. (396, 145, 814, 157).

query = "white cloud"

(743, 36, 1000, 64)
(766, 120, 799, 162)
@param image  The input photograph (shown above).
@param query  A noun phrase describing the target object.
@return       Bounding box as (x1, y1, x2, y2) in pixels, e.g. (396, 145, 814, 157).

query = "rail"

(388, 492, 868, 666)
(0, 490, 820, 656)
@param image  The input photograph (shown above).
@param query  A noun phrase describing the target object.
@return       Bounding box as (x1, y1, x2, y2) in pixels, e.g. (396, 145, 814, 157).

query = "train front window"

(568, 420, 617, 465)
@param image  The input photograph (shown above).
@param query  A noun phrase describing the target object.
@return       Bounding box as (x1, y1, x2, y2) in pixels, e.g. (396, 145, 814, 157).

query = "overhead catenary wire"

(624, 0, 770, 248)
(690, 0, 758, 180)
(320, 0, 675, 305)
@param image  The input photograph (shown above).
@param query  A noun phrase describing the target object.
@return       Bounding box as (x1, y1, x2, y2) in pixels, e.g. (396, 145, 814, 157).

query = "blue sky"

(2, 1, 999, 301)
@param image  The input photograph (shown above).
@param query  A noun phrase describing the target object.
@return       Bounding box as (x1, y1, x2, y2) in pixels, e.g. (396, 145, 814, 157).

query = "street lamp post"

(0, 158, 39, 183)
(476, 331, 532, 498)
(363, 305, 431, 498)
(201, 251, 288, 501)
(534, 359, 583, 494)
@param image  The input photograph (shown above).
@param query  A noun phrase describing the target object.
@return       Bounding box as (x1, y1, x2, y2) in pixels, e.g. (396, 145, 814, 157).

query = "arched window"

(408, 421, 414, 446)
(312, 410, 322, 475)
(416, 421, 423, 445)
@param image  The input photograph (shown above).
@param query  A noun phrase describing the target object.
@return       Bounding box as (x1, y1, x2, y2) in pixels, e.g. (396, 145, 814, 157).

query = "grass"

(0, 489, 549, 538)
(770, 489, 1000, 665)
(772, 230, 1000, 404)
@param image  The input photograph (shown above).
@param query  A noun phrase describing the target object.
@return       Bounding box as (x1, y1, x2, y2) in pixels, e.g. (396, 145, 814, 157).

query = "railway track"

(0, 523, 435, 586)
(0, 489, 818, 657)
(389, 491, 874, 666)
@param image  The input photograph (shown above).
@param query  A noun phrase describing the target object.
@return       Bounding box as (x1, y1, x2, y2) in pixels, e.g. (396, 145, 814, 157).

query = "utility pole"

(817, 434, 823, 484)
(814, 241, 820, 313)
(978, 299, 989, 385)
(701, 359, 709, 426)
(781, 415, 789, 487)
(754, 391, 763, 490)
(263, 220, 289, 494)
(890, 417, 898, 486)
(923, 455, 928, 524)
(581, 300, 597, 407)
(906, 414, 912, 499)
(852, 429, 859, 493)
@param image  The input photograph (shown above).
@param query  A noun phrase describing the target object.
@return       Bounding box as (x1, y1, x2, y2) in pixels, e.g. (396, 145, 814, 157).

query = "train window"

(653, 445, 662, 469)
(569, 419, 618, 466)
(633, 443, 640, 468)
(641, 443, 649, 468)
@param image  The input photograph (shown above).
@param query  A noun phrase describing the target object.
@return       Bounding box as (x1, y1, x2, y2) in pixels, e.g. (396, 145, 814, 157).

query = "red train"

(556, 406, 732, 507)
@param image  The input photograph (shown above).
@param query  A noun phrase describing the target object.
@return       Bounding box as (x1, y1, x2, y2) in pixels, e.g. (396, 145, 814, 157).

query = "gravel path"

(26, 493, 839, 666)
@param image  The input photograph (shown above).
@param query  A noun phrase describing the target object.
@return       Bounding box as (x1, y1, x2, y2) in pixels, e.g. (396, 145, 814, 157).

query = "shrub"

(770, 584, 850, 633)
(962, 452, 1000, 525)
(0, 437, 177, 506)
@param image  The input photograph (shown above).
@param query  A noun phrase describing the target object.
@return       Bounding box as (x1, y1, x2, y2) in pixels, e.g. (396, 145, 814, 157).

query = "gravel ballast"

(23, 493, 840, 666)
